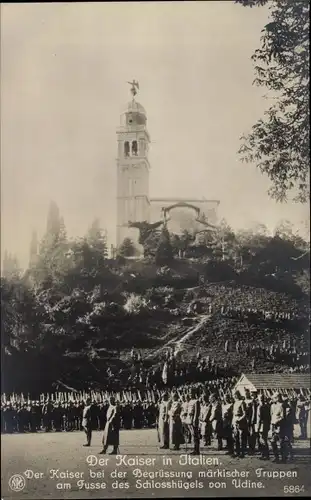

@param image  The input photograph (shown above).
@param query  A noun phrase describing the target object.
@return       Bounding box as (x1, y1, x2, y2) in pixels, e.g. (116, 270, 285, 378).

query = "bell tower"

(116, 81, 150, 249)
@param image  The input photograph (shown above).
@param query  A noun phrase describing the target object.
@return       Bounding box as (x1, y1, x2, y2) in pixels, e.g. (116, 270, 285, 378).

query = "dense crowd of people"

(2, 383, 310, 464)
(45, 329, 308, 396)
(155, 386, 310, 463)
(199, 283, 307, 318)
(1, 397, 158, 434)
(0, 378, 235, 434)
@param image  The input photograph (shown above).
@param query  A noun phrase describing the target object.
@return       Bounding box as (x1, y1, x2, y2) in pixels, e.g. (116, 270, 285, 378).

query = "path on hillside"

(174, 314, 211, 354)
(146, 313, 211, 359)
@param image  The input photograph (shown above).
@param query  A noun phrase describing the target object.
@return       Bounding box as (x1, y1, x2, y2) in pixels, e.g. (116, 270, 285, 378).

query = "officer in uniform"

(209, 393, 223, 451)
(157, 393, 170, 449)
(187, 388, 201, 455)
(297, 394, 309, 440)
(222, 394, 234, 455)
(42, 398, 53, 432)
(181, 394, 191, 445)
(256, 393, 271, 460)
(82, 397, 93, 447)
(244, 389, 253, 454)
(199, 393, 211, 447)
(169, 392, 183, 451)
(270, 392, 292, 463)
(100, 396, 121, 455)
(249, 390, 259, 453)
(232, 390, 247, 458)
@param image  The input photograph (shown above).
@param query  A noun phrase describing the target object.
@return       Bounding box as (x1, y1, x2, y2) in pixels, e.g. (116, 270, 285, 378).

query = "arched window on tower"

(124, 141, 130, 157)
(132, 140, 138, 156)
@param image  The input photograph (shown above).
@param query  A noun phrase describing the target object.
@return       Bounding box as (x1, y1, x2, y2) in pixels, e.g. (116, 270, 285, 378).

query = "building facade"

(116, 84, 220, 250)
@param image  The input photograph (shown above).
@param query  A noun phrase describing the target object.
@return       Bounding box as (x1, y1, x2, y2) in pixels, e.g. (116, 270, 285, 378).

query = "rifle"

(156, 418, 160, 443)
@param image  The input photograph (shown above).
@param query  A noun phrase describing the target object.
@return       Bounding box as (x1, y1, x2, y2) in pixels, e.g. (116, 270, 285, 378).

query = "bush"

(118, 238, 136, 258)
(123, 293, 149, 315)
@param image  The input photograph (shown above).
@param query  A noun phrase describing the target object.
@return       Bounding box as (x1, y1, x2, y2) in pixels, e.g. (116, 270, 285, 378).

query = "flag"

(162, 362, 168, 385)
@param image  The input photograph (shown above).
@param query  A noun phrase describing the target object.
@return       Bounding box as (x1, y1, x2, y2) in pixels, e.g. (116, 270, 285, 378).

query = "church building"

(116, 81, 220, 251)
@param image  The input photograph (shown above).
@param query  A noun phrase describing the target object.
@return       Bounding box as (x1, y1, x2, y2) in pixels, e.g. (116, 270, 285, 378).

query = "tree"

(209, 219, 237, 262)
(45, 201, 61, 244)
(29, 231, 38, 269)
(143, 232, 160, 258)
(155, 228, 174, 265)
(62, 235, 115, 293)
(118, 238, 136, 258)
(58, 217, 67, 244)
(86, 218, 108, 259)
(1, 276, 40, 352)
(180, 230, 195, 256)
(32, 202, 69, 288)
(274, 219, 294, 240)
(274, 219, 309, 255)
(1, 251, 21, 280)
(237, 0, 310, 203)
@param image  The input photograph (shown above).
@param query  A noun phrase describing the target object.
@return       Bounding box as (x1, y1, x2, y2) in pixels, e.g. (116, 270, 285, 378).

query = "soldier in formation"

(1, 387, 309, 464)
(156, 387, 308, 461)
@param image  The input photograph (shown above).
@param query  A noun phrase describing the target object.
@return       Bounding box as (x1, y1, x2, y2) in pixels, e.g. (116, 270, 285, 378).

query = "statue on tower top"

(127, 79, 139, 98)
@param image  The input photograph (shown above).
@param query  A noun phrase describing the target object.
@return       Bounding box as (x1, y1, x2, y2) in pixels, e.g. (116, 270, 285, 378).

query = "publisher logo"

(8, 474, 26, 492)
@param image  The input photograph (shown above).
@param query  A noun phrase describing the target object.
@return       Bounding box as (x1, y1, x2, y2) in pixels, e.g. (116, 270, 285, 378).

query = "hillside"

(1, 229, 309, 394)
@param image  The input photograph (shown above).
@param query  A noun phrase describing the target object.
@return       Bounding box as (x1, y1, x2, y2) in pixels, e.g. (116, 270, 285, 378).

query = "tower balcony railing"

(124, 152, 143, 158)
(117, 125, 147, 133)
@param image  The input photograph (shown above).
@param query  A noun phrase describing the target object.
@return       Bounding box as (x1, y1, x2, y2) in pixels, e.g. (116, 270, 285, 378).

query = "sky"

(1, 1, 309, 268)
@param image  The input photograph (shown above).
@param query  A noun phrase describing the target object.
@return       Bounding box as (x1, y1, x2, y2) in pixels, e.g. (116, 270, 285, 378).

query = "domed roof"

(126, 99, 146, 116)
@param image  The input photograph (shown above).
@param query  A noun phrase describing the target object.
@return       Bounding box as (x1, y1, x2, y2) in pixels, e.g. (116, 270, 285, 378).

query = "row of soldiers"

(2, 387, 309, 465)
(1, 399, 158, 434)
(218, 305, 299, 321)
(157, 388, 310, 462)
